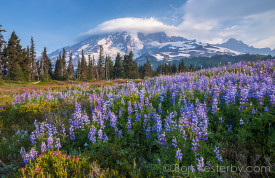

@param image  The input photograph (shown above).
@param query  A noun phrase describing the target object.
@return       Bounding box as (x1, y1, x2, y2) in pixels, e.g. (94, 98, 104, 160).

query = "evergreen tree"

(144, 59, 153, 77)
(87, 55, 93, 80)
(107, 56, 114, 79)
(77, 59, 81, 80)
(188, 64, 194, 72)
(178, 59, 186, 73)
(80, 50, 87, 80)
(30, 36, 38, 80)
(92, 55, 96, 79)
(138, 64, 145, 79)
(122, 54, 129, 78)
(13, 62, 24, 81)
(47, 57, 53, 79)
(168, 62, 172, 74)
(172, 63, 177, 73)
(113, 53, 123, 79)
(122, 51, 139, 79)
(21, 46, 31, 81)
(2, 31, 24, 80)
(104, 55, 113, 80)
(61, 48, 67, 78)
(54, 54, 62, 80)
(40, 47, 50, 81)
(67, 51, 74, 79)
(0, 25, 6, 77)
(97, 46, 104, 80)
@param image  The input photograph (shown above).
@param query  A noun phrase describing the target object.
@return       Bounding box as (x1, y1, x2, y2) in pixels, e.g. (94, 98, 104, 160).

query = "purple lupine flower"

(146, 124, 151, 138)
(118, 130, 123, 138)
(20, 147, 26, 155)
(61, 124, 66, 136)
(197, 157, 205, 172)
(103, 133, 108, 142)
(126, 116, 132, 131)
(206, 161, 212, 167)
(172, 136, 178, 148)
(158, 132, 168, 149)
(213, 145, 223, 163)
(88, 126, 97, 143)
(98, 129, 103, 140)
(47, 135, 53, 149)
(84, 143, 89, 147)
(127, 101, 133, 115)
(157, 158, 161, 165)
(179, 125, 187, 140)
(30, 133, 36, 144)
(252, 108, 257, 115)
(41, 142, 47, 153)
(121, 98, 125, 105)
(109, 112, 118, 131)
(119, 107, 123, 118)
(22, 154, 30, 164)
(153, 113, 162, 136)
(158, 103, 163, 114)
(190, 165, 195, 172)
(55, 138, 61, 150)
(22, 148, 38, 164)
(239, 118, 244, 125)
(191, 137, 200, 154)
(211, 97, 219, 114)
(175, 148, 183, 161)
(227, 124, 232, 130)
(219, 117, 224, 123)
(69, 125, 75, 140)
(264, 106, 269, 112)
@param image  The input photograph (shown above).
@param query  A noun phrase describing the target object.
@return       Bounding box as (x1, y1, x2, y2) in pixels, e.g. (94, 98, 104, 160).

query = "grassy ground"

(0, 79, 142, 106)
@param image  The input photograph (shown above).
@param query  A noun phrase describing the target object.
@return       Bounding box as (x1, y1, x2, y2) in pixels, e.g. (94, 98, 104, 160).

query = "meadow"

(0, 60, 274, 177)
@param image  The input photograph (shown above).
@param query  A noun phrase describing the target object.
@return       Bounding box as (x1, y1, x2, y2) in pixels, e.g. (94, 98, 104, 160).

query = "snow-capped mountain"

(216, 38, 275, 56)
(48, 32, 242, 67)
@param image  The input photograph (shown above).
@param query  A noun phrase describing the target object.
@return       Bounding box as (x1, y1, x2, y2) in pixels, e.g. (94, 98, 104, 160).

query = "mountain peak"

(217, 38, 275, 55)
(226, 38, 246, 45)
(48, 32, 249, 68)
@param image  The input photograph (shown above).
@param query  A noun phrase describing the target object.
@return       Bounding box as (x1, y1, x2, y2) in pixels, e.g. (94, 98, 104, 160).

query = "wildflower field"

(0, 60, 274, 177)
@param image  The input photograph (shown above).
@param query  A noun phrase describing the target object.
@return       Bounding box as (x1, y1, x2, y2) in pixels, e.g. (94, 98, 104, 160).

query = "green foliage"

(113, 53, 123, 79)
(15, 150, 115, 177)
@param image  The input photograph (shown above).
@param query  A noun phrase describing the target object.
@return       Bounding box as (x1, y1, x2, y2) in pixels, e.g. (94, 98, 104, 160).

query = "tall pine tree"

(67, 51, 74, 79)
(113, 53, 122, 79)
(87, 54, 93, 80)
(40, 47, 50, 81)
(54, 53, 62, 80)
(80, 50, 87, 80)
(144, 59, 153, 77)
(77, 59, 81, 80)
(21, 46, 31, 81)
(104, 55, 113, 80)
(97, 45, 104, 80)
(2, 31, 25, 80)
(30, 36, 38, 80)
(178, 59, 186, 73)
(0, 25, 6, 77)
(61, 48, 68, 79)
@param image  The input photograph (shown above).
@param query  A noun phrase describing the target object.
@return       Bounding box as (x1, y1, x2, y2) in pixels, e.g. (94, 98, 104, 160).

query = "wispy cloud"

(177, 0, 275, 48)
(79, 17, 178, 37)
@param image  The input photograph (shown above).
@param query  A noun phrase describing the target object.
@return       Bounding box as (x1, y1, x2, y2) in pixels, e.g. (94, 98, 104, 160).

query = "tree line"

(0, 27, 197, 82)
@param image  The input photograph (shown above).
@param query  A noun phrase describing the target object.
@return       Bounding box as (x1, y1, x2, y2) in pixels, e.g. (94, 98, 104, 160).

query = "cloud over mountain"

(79, 17, 178, 38)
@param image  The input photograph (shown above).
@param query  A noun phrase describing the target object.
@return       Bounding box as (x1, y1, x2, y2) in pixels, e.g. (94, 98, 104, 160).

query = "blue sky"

(1, 0, 184, 54)
(1, 0, 275, 54)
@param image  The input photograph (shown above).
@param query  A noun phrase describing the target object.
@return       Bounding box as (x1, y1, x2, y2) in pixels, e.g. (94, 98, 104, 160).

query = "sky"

(1, 0, 275, 54)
